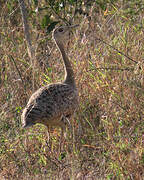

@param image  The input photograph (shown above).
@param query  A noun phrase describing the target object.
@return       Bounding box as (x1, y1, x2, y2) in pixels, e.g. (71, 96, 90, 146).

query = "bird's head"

(53, 24, 79, 44)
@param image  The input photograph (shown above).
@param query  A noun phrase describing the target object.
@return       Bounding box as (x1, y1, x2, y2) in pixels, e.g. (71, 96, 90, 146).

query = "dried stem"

(18, 0, 36, 91)
(97, 38, 138, 64)
(9, 55, 26, 90)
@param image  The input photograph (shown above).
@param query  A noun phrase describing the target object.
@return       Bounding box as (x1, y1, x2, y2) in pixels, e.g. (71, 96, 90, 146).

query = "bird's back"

(22, 82, 78, 128)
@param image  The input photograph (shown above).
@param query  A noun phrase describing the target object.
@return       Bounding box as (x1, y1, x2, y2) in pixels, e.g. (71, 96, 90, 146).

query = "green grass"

(0, 1, 144, 179)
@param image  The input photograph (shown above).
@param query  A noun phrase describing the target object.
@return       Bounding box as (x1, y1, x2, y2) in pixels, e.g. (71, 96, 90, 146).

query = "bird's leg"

(46, 126, 51, 149)
(47, 126, 50, 142)
(59, 126, 64, 153)
(58, 116, 67, 153)
(62, 114, 72, 137)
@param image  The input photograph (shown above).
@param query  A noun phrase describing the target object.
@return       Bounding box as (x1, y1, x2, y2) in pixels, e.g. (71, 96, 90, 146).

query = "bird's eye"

(58, 28, 64, 32)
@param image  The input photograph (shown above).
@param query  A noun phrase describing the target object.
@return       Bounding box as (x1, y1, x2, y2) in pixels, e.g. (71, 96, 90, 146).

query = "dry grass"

(0, 1, 144, 180)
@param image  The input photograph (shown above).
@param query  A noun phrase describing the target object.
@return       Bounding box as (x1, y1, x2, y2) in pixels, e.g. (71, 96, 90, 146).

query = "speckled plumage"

(21, 25, 78, 131)
(22, 83, 78, 128)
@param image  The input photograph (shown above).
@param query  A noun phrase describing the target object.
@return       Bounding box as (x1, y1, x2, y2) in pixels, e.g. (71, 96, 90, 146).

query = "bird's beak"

(68, 24, 79, 28)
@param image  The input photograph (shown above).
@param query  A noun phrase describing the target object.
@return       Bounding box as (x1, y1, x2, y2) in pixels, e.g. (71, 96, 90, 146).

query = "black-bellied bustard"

(21, 25, 79, 142)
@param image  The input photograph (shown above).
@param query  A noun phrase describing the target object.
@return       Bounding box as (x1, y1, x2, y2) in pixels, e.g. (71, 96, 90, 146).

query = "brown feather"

(21, 25, 78, 131)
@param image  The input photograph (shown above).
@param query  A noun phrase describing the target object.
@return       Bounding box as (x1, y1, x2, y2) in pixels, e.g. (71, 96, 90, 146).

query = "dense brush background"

(0, 0, 144, 179)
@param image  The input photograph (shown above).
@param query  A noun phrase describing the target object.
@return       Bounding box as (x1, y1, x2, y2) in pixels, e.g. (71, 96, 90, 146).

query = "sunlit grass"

(0, 1, 144, 179)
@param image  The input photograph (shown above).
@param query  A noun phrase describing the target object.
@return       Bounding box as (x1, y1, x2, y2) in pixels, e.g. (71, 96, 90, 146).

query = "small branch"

(63, 0, 66, 19)
(112, 100, 130, 113)
(87, 67, 134, 71)
(48, 3, 69, 24)
(18, 0, 36, 91)
(96, 38, 138, 64)
(9, 55, 26, 90)
(18, 0, 34, 60)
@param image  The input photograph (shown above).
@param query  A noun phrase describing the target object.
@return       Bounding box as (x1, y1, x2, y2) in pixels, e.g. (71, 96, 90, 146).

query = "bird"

(21, 24, 79, 142)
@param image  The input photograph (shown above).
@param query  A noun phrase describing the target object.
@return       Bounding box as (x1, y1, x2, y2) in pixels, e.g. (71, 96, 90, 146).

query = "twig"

(18, 0, 33, 60)
(8, 2, 21, 17)
(48, 3, 69, 24)
(112, 101, 129, 113)
(9, 55, 26, 90)
(96, 38, 138, 64)
(87, 67, 134, 71)
(18, 0, 36, 91)
(63, 0, 66, 19)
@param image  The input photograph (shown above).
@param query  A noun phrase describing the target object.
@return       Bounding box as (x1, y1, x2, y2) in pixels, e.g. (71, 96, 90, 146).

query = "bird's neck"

(56, 40, 75, 86)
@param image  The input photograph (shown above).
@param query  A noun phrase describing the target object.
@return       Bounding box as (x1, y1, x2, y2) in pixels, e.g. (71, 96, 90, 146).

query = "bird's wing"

(22, 83, 78, 127)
